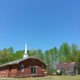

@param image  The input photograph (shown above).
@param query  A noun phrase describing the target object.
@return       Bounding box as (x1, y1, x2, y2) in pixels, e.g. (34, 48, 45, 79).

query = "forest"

(0, 43, 80, 74)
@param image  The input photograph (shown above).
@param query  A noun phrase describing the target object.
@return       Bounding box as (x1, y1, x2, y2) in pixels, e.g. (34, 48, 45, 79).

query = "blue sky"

(0, 0, 80, 52)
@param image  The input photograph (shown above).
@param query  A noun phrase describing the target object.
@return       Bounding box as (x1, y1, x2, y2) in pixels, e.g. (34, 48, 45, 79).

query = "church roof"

(0, 57, 46, 67)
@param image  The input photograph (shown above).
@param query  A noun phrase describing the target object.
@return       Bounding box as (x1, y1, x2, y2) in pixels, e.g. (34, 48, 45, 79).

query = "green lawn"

(0, 75, 80, 80)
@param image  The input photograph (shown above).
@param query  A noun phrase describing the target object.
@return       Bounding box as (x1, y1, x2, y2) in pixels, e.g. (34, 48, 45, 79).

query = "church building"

(0, 43, 46, 77)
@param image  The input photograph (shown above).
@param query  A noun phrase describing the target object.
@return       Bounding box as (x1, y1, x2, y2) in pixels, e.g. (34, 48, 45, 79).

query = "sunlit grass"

(0, 75, 80, 80)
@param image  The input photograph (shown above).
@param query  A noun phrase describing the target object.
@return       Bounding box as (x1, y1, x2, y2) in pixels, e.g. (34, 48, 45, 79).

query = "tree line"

(0, 43, 80, 74)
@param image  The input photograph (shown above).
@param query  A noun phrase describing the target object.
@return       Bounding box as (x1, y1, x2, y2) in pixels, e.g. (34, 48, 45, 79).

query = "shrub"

(56, 70, 62, 75)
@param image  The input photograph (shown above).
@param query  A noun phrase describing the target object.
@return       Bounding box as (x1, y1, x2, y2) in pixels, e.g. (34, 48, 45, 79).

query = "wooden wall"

(0, 58, 46, 77)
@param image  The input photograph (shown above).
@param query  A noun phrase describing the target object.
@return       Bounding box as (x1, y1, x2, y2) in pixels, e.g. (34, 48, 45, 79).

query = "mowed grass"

(0, 75, 80, 80)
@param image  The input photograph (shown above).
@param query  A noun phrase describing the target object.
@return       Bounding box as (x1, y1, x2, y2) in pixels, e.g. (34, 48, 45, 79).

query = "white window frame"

(20, 64, 24, 73)
(30, 66, 37, 75)
(41, 65, 44, 71)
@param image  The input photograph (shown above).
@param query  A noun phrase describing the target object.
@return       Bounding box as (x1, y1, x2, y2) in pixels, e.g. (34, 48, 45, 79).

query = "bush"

(56, 70, 62, 75)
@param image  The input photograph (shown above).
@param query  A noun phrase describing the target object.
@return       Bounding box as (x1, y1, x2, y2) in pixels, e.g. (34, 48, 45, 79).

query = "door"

(30, 66, 36, 75)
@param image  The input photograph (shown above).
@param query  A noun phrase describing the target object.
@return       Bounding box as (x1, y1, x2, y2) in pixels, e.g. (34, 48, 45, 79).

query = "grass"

(0, 75, 80, 80)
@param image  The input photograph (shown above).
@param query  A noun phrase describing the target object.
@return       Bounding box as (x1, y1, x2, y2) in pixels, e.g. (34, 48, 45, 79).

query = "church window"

(3, 67, 6, 73)
(41, 65, 44, 71)
(20, 64, 24, 73)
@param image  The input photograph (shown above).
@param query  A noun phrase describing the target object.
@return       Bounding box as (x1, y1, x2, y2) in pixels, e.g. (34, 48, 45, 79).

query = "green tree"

(37, 49, 44, 61)
(76, 50, 80, 74)
(44, 50, 52, 75)
(49, 48, 54, 70)
(12, 50, 23, 60)
(7, 47, 14, 54)
(53, 47, 58, 68)
(70, 44, 78, 61)
(29, 49, 38, 57)
(59, 43, 71, 63)
(0, 48, 13, 64)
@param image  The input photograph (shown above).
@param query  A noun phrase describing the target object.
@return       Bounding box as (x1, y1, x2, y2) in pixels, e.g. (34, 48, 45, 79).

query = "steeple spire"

(25, 43, 27, 54)
(23, 40, 28, 58)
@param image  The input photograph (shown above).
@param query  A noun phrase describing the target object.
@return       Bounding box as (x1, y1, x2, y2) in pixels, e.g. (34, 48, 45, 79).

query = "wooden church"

(0, 43, 46, 77)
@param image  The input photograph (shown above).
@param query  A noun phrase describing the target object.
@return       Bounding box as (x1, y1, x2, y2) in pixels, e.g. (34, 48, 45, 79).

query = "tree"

(37, 49, 44, 61)
(12, 50, 23, 60)
(7, 47, 14, 54)
(0, 48, 13, 64)
(53, 47, 58, 68)
(29, 49, 38, 57)
(58, 43, 71, 63)
(70, 44, 78, 61)
(76, 50, 80, 74)
(49, 48, 54, 69)
(44, 50, 52, 75)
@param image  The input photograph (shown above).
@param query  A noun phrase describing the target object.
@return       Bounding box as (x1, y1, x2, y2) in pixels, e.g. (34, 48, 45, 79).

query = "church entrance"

(30, 66, 36, 75)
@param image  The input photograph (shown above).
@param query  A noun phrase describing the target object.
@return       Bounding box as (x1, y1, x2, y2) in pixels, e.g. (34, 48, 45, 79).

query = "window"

(20, 64, 24, 73)
(30, 66, 36, 75)
(3, 67, 6, 73)
(41, 65, 44, 71)
(0, 69, 1, 73)
(1, 67, 3, 73)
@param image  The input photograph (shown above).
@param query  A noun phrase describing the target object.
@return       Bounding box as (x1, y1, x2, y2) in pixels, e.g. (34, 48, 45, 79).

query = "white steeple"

(25, 43, 27, 54)
(23, 42, 28, 58)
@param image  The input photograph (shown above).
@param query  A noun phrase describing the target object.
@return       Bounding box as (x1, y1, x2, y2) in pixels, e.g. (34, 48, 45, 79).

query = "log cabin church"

(0, 43, 46, 78)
